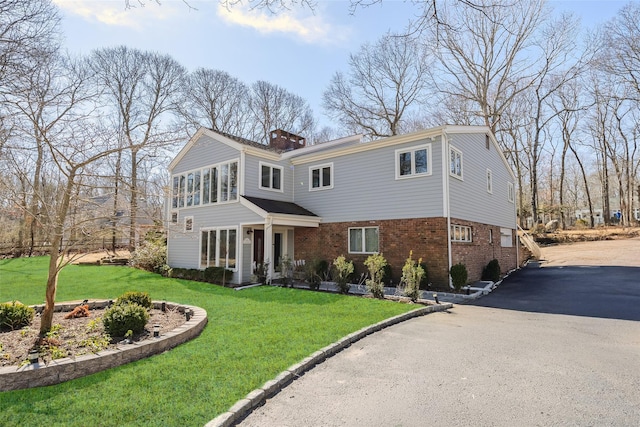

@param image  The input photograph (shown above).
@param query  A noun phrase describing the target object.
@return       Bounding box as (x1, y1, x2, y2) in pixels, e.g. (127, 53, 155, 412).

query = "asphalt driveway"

(239, 239, 640, 426)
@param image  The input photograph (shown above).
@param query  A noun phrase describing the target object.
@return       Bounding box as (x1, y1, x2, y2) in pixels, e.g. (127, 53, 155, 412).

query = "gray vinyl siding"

(447, 133, 516, 228)
(172, 134, 240, 175)
(167, 203, 263, 271)
(293, 137, 445, 222)
(243, 153, 294, 202)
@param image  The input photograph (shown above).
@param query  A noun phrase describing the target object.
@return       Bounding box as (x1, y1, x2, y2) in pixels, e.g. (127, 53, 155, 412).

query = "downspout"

(442, 130, 453, 289)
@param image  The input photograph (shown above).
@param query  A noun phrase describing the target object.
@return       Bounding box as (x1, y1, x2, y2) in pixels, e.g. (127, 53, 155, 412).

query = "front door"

(274, 232, 283, 271)
(253, 229, 264, 270)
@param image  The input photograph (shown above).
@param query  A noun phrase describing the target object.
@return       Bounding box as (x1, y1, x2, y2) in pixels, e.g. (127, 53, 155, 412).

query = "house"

(166, 125, 518, 288)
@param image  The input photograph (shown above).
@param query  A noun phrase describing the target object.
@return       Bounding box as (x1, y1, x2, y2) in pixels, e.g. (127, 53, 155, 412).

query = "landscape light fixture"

(153, 324, 160, 338)
(28, 349, 39, 364)
(185, 309, 192, 321)
(433, 293, 439, 304)
(161, 301, 166, 312)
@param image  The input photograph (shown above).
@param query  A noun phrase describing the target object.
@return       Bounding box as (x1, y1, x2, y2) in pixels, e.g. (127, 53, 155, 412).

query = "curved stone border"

(206, 301, 453, 427)
(0, 300, 207, 392)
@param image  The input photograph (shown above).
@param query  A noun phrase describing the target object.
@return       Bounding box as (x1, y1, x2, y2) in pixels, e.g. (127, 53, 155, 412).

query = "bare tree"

(323, 32, 434, 139)
(248, 80, 315, 144)
(432, 0, 546, 134)
(0, 51, 125, 334)
(0, 0, 60, 88)
(91, 46, 186, 250)
(179, 68, 252, 137)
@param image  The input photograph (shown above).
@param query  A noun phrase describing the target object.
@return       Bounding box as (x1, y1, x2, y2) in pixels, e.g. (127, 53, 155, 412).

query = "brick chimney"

(269, 129, 306, 152)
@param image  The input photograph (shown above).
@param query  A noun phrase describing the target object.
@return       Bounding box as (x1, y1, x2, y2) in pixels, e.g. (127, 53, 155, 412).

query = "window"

(348, 227, 379, 254)
(172, 159, 238, 209)
(486, 169, 493, 193)
(500, 228, 513, 247)
(184, 216, 193, 232)
(450, 146, 463, 179)
(186, 171, 201, 207)
(310, 163, 333, 190)
(259, 162, 283, 191)
(451, 224, 472, 243)
(201, 228, 237, 269)
(396, 144, 431, 179)
(508, 182, 515, 203)
(171, 212, 178, 224)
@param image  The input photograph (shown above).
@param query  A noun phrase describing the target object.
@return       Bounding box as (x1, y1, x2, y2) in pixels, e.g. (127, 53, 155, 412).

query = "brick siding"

(294, 217, 518, 289)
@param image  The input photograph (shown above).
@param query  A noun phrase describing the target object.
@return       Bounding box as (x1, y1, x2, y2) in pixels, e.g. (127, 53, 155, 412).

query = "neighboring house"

(167, 126, 518, 288)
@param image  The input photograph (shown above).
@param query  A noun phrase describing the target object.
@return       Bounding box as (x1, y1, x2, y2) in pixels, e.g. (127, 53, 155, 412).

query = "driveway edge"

(205, 302, 453, 427)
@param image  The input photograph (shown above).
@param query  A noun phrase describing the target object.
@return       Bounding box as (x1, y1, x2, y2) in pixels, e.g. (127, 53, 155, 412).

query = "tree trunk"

(129, 149, 138, 251)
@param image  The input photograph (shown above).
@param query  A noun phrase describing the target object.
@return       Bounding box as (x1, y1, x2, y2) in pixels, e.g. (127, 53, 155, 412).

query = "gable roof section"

(169, 127, 278, 171)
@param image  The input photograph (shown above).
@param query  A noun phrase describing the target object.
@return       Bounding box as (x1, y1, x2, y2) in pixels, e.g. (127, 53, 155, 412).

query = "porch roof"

(240, 196, 320, 228)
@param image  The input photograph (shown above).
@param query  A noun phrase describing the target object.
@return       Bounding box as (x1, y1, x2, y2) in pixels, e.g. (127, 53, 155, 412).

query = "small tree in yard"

(333, 255, 354, 294)
(364, 253, 387, 299)
(401, 251, 425, 302)
(450, 263, 468, 291)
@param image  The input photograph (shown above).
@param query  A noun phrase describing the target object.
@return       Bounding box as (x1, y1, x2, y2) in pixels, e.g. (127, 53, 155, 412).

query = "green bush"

(450, 263, 468, 291)
(203, 267, 232, 284)
(102, 303, 150, 338)
(481, 259, 501, 282)
(130, 239, 167, 274)
(381, 264, 393, 286)
(305, 258, 325, 290)
(419, 262, 429, 289)
(400, 251, 425, 302)
(0, 301, 35, 331)
(116, 291, 152, 310)
(170, 267, 233, 285)
(332, 255, 354, 294)
(364, 253, 387, 299)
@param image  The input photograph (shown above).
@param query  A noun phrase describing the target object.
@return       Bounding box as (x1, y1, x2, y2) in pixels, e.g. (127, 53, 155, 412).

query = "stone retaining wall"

(0, 300, 207, 392)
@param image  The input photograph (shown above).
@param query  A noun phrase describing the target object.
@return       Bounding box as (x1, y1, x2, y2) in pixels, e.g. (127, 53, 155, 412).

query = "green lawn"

(0, 257, 415, 427)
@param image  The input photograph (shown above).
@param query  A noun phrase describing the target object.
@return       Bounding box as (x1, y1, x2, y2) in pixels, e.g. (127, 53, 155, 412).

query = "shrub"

(400, 251, 425, 302)
(102, 303, 150, 338)
(130, 239, 167, 274)
(305, 258, 325, 290)
(364, 253, 387, 299)
(203, 267, 233, 284)
(0, 301, 35, 331)
(333, 255, 354, 294)
(482, 259, 501, 282)
(116, 291, 152, 310)
(419, 262, 429, 289)
(381, 264, 393, 286)
(450, 263, 468, 291)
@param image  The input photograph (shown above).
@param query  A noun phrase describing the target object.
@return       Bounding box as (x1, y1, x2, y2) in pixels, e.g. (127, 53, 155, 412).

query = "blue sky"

(53, 0, 632, 130)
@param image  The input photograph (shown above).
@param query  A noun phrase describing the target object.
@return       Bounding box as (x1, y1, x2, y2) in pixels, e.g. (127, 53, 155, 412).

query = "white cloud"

(216, 4, 350, 45)
(53, 0, 179, 29)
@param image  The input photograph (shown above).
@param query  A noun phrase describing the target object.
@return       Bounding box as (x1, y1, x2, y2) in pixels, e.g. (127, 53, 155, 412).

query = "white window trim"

(449, 145, 463, 181)
(395, 143, 432, 180)
(348, 226, 379, 254)
(486, 169, 493, 194)
(171, 158, 240, 210)
(500, 227, 513, 248)
(508, 182, 515, 203)
(309, 162, 334, 191)
(259, 161, 284, 193)
(184, 216, 194, 233)
(200, 226, 239, 271)
(451, 224, 472, 243)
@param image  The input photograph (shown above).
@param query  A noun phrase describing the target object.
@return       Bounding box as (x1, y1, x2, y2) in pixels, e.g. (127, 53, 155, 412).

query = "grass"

(0, 257, 416, 427)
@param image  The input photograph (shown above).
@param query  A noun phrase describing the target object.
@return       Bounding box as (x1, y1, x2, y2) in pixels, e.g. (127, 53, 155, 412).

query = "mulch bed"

(0, 306, 185, 367)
